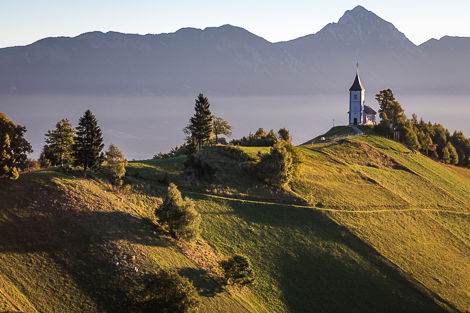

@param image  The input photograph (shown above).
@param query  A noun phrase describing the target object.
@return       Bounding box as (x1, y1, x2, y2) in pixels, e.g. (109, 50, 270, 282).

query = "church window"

(354, 94, 358, 100)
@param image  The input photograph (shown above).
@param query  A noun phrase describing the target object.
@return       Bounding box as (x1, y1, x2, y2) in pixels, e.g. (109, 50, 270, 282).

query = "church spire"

(349, 64, 364, 91)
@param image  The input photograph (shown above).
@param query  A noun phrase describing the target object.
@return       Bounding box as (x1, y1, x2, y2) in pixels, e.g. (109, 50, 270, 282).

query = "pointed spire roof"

(349, 66, 365, 91)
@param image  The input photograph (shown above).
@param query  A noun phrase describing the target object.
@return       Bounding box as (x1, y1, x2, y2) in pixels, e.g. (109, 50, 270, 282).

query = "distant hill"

(1, 5, 469, 95)
(1, 134, 469, 312)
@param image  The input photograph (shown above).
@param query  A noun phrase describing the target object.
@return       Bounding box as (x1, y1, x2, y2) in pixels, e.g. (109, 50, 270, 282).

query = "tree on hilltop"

(278, 128, 292, 142)
(44, 118, 75, 166)
(72, 110, 104, 174)
(375, 89, 406, 137)
(212, 115, 232, 144)
(185, 94, 213, 151)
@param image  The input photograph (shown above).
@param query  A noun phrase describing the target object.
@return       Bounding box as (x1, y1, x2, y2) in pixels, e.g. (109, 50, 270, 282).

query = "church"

(348, 68, 377, 125)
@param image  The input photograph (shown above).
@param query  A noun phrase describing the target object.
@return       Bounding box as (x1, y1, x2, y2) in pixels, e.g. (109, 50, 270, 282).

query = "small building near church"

(348, 68, 377, 125)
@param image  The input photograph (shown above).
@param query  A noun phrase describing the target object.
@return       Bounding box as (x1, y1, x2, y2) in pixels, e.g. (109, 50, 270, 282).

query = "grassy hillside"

(0, 134, 468, 312)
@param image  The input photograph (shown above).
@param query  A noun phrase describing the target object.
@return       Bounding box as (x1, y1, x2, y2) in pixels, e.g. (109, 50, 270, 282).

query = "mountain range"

(1, 5, 469, 95)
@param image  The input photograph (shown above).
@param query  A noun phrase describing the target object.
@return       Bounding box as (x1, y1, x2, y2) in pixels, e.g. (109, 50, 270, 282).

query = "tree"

(156, 183, 201, 241)
(402, 121, 420, 150)
(105, 144, 127, 184)
(0, 112, 33, 179)
(278, 128, 292, 142)
(72, 110, 104, 173)
(445, 142, 459, 165)
(186, 94, 213, 151)
(220, 255, 254, 286)
(375, 89, 406, 137)
(450, 131, 470, 167)
(256, 140, 302, 187)
(136, 269, 200, 313)
(212, 116, 232, 144)
(44, 118, 75, 166)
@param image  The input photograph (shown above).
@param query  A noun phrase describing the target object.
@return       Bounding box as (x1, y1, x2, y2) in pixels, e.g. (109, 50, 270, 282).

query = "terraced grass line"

(187, 191, 470, 215)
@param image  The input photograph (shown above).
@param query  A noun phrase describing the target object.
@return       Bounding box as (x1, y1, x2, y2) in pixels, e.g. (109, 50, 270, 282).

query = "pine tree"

(186, 94, 213, 151)
(73, 110, 104, 173)
(0, 112, 33, 180)
(44, 118, 75, 166)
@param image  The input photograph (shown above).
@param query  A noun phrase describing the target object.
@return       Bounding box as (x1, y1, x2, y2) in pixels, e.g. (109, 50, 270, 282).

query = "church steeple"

(349, 67, 364, 91)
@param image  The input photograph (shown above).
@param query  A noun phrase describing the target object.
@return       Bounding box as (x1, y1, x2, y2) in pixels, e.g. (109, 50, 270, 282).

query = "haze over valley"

(1, 6, 469, 158)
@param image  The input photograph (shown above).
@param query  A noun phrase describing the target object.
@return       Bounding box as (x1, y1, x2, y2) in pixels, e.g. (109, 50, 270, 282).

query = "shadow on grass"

(206, 199, 450, 313)
(0, 209, 171, 312)
(178, 267, 224, 297)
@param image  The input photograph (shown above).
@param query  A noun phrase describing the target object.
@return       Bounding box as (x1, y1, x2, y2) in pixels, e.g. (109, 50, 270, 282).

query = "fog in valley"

(1, 94, 468, 160)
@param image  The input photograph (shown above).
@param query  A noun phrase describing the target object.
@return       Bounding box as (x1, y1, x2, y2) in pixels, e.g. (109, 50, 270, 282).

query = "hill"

(1, 6, 469, 95)
(0, 134, 469, 312)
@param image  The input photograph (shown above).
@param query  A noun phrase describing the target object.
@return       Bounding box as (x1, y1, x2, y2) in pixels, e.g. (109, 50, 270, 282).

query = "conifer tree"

(73, 110, 104, 173)
(186, 94, 213, 151)
(0, 112, 32, 179)
(44, 118, 75, 166)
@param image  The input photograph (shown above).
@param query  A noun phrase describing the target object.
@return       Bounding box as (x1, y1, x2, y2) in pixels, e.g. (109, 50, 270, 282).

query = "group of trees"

(40, 110, 127, 181)
(230, 127, 290, 147)
(375, 89, 469, 166)
(184, 93, 233, 152)
(0, 112, 33, 179)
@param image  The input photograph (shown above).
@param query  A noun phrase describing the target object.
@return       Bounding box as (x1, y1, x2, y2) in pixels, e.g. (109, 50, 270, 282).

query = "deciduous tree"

(156, 183, 201, 241)
(212, 116, 232, 144)
(44, 118, 75, 166)
(0, 112, 33, 179)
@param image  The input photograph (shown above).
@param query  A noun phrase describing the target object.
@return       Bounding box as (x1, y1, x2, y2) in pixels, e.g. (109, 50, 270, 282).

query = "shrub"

(256, 140, 302, 187)
(183, 153, 216, 181)
(230, 128, 278, 147)
(220, 255, 254, 286)
(156, 184, 201, 241)
(136, 269, 200, 313)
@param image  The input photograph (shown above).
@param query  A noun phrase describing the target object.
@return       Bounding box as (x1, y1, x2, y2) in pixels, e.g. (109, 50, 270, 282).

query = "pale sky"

(1, 0, 469, 48)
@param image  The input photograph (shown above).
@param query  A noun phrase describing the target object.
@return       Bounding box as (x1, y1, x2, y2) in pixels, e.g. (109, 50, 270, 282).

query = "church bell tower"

(348, 66, 365, 125)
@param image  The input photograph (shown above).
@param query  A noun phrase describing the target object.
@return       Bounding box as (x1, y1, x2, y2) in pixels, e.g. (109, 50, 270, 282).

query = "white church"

(348, 68, 377, 125)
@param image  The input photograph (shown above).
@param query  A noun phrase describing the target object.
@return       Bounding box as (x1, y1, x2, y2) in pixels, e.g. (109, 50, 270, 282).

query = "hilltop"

(0, 133, 469, 312)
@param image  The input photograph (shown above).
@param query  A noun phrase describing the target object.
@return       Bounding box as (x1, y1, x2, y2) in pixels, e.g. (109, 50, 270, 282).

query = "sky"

(1, 0, 469, 48)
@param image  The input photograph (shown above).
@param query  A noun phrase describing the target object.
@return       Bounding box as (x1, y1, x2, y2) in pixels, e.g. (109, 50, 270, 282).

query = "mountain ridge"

(0, 6, 469, 95)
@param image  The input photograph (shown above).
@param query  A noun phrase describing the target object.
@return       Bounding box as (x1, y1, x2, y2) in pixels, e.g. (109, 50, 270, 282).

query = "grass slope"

(0, 134, 468, 312)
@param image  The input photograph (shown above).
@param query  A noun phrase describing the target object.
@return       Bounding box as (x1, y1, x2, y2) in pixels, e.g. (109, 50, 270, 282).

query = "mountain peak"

(338, 5, 384, 25)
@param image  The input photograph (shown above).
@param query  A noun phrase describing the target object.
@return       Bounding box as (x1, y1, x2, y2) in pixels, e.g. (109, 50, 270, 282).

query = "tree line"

(375, 89, 469, 166)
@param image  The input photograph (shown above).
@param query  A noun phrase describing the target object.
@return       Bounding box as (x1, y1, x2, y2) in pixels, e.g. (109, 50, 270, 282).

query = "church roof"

(349, 72, 365, 91)
(363, 105, 376, 114)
